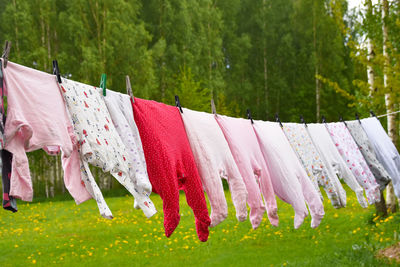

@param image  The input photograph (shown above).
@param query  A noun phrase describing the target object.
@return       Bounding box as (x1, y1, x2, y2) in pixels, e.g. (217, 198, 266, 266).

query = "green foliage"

(172, 65, 210, 112)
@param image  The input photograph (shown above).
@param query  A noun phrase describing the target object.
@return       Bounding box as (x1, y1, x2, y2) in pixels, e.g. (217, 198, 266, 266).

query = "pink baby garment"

(3, 61, 91, 203)
(181, 108, 248, 227)
(215, 115, 278, 229)
(253, 120, 324, 228)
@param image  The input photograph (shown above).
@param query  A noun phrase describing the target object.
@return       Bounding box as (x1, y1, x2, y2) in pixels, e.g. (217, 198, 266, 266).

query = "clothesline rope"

(377, 110, 400, 118)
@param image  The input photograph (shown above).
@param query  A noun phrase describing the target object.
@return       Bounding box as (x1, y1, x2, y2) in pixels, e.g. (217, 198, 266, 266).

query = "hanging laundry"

(361, 117, 400, 198)
(346, 120, 391, 191)
(307, 123, 366, 208)
(58, 78, 156, 219)
(0, 63, 16, 212)
(103, 89, 154, 212)
(132, 98, 210, 242)
(215, 115, 278, 229)
(253, 121, 324, 228)
(282, 123, 346, 208)
(180, 108, 248, 227)
(3, 61, 91, 204)
(325, 122, 380, 204)
(2, 149, 16, 212)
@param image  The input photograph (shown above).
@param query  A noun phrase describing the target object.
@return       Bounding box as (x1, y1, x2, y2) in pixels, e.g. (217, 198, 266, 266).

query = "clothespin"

(211, 98, 217, 114)
(339, 115, 347, 126)
(52, 60, 61, 83)
(175, 95, 183, 113)
(246, 109, 254, 124)
(100, 73, 107, 96)
(321, 115, 327, 123)
(126, 75, 134, 103)
(2, 41, 11, 68)
(300, 115, 307, 127)
(355, 113, 361, 124)
(275, 113, 283, 127)
(370, 110, 376, 117)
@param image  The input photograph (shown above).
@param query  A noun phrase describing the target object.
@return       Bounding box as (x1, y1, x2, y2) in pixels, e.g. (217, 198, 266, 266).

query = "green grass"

(0, 185, 399, 266)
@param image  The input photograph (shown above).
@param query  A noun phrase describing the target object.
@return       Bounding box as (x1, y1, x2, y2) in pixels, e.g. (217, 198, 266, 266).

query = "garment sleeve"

(81, 160, 113, 219)
(6, 129, 33, 201)
(61, 147, 92, 205)
(256, 162, 279, 227)
(223, 155, 248, 222)
(295, 167, 325, 228)
(181, 155, 211, 242)
(336, 158, 368, 208)
(194, 145, 229, 227)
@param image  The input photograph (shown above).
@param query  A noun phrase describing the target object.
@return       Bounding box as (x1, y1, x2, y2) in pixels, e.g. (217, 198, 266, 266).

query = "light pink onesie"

(3, 61, 91, 203)
(326, 122, 380, 204)
(215, 115, 278, 229)
(253, 121, 324, 228)
(181, 108, 248, 226)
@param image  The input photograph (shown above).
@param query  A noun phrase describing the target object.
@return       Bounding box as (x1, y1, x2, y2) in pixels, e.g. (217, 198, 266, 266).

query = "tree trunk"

(263, 0, 268, 119)
(365, 0, 387, 215)
(313, 0, 320, 122)
(367, 38, 375, 95)
(12, 0, 20, 57)
(382, 0, 398, 212)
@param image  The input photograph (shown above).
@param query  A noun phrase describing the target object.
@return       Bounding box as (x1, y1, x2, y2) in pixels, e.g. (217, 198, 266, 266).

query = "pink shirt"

(215, 115, 278, 228)
(3, 61, 90, 203)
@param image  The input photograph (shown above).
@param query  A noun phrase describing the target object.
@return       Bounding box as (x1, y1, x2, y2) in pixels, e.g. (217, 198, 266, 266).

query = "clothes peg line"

(275, 113, 283, 127)
(175, 95, 183, 113)
(52, 60, 61, 83)
(2, 41, 11, 68)
(100, 73, 107, 96)
(211, 98, 217, 114)
(300, 115, 307, 127)
(126, 75, 134, 103)
(246, 109, 254, 124)
(355, 113, 361, 124)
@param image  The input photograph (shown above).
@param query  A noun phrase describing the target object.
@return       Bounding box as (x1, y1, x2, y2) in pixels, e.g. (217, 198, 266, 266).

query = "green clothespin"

(100, 73, 107, 96)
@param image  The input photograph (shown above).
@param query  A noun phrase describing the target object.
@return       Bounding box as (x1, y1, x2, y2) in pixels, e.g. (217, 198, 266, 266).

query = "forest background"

(0, 0, 399, 202)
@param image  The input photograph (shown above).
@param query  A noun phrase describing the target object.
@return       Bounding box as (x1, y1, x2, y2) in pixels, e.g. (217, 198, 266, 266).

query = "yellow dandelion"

(135, 240, 139, 245)
(122, 240, 128, 244)
(14, 244, 18, 248)
(32, 260, 36, 264)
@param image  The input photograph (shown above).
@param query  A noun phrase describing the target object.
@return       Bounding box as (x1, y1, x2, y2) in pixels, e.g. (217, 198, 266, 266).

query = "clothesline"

(2, 59, 400, 243)
(377, 110, 400, 118)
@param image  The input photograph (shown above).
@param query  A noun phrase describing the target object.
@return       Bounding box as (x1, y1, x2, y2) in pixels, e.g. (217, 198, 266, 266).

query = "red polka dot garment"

(132, 97, 211, 242)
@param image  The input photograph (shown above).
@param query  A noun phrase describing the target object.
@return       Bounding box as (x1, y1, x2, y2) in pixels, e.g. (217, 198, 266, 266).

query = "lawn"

(0, 185, 399, 266)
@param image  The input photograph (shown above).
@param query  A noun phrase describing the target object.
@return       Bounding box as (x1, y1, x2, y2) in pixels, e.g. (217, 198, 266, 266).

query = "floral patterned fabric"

(103, 89, 154, 211)
(346, 120, 391, 191)
(326, 122, 380, 204)
(282, 123, 346, 208)
(59, 78, 157, 219)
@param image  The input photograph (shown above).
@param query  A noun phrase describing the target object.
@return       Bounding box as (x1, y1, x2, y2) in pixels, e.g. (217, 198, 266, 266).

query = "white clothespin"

(2, 41, 11, 68)
(126, 75, 134, 103)
(211, 98, 217, 115)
